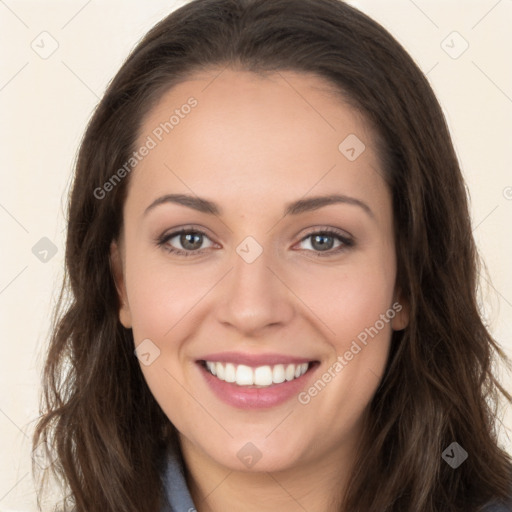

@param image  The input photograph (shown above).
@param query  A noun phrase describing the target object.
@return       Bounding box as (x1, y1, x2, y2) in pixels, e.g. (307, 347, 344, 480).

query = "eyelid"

(297, 226, 354, 242)
(156, 224, 215, 243)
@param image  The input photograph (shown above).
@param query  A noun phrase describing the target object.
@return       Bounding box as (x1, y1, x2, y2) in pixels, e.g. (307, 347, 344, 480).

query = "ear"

(109, 240, 132, 329)
(391, 286, 409, 331)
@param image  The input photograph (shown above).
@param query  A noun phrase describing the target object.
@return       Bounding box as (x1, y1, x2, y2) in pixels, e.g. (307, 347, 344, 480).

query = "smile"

(203, 361, 310, 387)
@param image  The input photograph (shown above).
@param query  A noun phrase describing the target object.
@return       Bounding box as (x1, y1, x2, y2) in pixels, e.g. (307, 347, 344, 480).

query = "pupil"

(182, 232, 202, 250)
(313, 234, 333, 251)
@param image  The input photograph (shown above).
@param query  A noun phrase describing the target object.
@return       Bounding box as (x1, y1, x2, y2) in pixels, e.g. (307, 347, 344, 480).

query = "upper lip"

(197, 351, 317, 367)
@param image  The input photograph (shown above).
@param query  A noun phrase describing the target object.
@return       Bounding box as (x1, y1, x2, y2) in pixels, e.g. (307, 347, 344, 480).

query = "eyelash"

(155, 226, 354, 258)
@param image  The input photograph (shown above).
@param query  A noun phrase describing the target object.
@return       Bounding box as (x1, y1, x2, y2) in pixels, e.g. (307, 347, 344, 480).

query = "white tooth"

(254, 366, 273, 386)
(207, 361, 216, 376)
(272, 364, 286, 384)
(236, 364, 254, 385)
(216, 362, 225, 380)
(285, 364, 296, 381)
(209, 361, 310, 385)
(224, 363, 236, 383)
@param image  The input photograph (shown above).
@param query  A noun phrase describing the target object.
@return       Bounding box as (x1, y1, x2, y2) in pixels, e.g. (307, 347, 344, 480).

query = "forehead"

(127, 68, 388, 218)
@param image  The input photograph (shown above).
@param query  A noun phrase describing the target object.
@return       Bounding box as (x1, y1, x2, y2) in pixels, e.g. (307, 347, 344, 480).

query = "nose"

(215, 241, 295, 336)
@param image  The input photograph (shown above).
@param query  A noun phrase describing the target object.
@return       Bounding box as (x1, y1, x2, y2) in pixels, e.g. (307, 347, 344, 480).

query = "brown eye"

(177, 232, 204, 251)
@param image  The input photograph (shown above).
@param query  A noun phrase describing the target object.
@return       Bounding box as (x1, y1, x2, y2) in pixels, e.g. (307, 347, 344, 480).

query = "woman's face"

(111, 68, 408, 473)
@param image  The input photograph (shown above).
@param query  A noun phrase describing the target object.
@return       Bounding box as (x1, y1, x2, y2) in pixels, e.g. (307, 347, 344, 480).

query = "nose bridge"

(216, 235, 294, 333)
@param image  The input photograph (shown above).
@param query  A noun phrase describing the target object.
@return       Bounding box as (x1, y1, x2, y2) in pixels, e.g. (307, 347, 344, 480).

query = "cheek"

(125, 239, 396, 344)
(293, 263, 396, 434)
(122, 251, 201, 422)
(123, 250, 210, 341)
(296, 256, 396, 346)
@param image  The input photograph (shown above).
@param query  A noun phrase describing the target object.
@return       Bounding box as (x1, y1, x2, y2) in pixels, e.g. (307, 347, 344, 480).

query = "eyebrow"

(143, 193, 374, 219)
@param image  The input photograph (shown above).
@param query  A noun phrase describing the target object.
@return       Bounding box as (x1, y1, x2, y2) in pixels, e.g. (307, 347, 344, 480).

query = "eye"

(155, 226, 354, 258)
(295, 228, 354, 257)
(156, 228, 215, 257)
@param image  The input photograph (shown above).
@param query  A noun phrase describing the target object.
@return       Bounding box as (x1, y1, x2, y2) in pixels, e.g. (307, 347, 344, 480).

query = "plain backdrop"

(1, 0, 511, 510)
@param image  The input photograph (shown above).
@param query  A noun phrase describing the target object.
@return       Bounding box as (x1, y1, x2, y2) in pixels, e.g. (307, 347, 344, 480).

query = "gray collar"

(160, 443, 197, 512)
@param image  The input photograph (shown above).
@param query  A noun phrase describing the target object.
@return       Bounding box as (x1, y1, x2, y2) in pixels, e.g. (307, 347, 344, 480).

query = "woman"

(32, 0, 512, 510)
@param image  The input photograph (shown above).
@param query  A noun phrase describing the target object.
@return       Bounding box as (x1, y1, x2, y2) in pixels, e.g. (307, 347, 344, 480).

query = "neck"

(179, 434, 361, 512)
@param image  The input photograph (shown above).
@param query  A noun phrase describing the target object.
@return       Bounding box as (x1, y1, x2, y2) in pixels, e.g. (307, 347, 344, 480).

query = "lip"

(197, 351, 315, 367)
(197, 358, 320, 409)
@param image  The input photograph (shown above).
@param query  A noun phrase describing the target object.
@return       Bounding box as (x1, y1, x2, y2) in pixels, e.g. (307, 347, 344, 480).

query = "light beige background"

(1, 0, 511, 510)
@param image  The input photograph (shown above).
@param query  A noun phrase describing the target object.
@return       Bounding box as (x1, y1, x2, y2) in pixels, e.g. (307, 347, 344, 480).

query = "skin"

(110, 68, 409, 512)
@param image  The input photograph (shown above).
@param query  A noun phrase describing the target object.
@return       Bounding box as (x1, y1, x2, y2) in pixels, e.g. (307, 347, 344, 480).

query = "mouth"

(198, 360, 320, 388)
(195, 351, 322, 409)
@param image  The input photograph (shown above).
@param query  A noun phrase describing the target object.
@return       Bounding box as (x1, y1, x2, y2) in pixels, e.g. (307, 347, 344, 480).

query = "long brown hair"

(32, 0, 512, 510)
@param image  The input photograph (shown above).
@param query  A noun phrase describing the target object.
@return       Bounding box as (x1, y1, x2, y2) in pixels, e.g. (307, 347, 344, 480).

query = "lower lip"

(197, 361, 319, 409)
